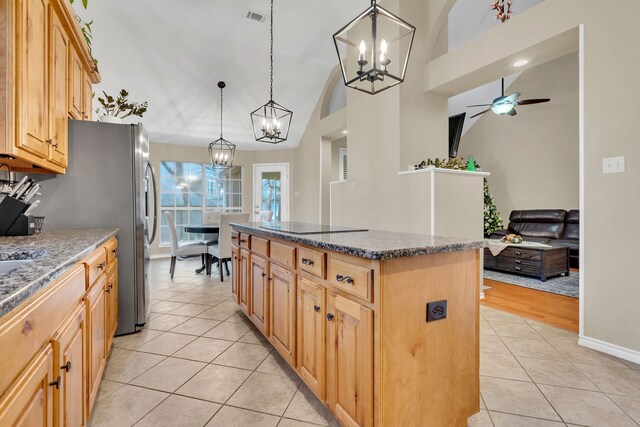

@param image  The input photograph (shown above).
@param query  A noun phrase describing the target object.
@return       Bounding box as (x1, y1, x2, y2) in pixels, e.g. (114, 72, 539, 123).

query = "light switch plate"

(603, 156, 625, 174)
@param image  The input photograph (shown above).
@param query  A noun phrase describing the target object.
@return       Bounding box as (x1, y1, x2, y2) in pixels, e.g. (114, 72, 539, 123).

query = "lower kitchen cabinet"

(269, 264, 296, 364)
(296, 277, 326, 399)
(231, 248, 240, 304)
(52, 304, 87, 427)
(0, 236, 118, 426)
(0, 345, 55, 427)
(86, 274, 106, 410)
(239, 249, 250, 315)
(249, 255, 269, 336)
(327, 293, 373, 427)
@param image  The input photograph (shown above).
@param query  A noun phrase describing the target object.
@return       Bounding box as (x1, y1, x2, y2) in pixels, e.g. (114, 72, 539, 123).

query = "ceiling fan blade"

(469, 108, 491, 119)
(508, 108, 517, 116)
(518, 98, 551, 105)
(466, 104, 492, 108)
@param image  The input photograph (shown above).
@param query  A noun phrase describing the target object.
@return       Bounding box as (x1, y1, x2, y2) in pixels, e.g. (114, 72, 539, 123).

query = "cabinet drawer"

(0, 264, 85, 395)
(231, 231, 240, 247)
(497, 257, 540, 275)
(85, 247, 107, 288)
(239, 233, 251, 249)
(251, 236, 269, 258)
(106, 238, 118, 265)
(327, 257, 373, 302)
(298, 247, 326, 279)
(500, 247, 542, 261)
(271, 241, 296, 269)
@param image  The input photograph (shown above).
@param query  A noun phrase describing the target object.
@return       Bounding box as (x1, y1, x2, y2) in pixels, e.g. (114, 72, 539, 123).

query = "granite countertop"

(0, 228, 118, 318)
(231, 222, 483, 260)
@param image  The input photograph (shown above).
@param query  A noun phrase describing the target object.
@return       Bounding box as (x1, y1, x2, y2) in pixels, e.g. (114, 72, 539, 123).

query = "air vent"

(246, 10, 266, 23)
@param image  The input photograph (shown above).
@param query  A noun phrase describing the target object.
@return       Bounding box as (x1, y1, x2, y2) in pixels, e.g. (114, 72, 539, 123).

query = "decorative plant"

(419, 157, 504, 236)
(69, 0, 97, 67)
(491, 0, 513, 23)
(97, 90, 148, 119)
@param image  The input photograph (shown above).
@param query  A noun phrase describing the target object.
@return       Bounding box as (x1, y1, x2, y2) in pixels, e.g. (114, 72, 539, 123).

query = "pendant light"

(250, 0, 293, 144)
(333, 0, 415, 95)
(209, 81, 236, 168)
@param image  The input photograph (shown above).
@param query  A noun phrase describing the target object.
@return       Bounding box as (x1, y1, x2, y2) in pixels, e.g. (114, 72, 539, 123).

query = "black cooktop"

(259, 222, 368, 235)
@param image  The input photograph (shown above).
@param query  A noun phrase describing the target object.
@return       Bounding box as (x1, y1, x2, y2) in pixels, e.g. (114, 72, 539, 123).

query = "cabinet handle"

(46, 138, 52, 144)
(261, 272, 266, 278)
(97, 262, 106, 270)
(50, 376, 61, 389)
(301, 258, 314, 266)
(515, 260, 521, 264)
(112, 248, 118, 256)
(515, 267, 522, 271)
(335, 274, 353, 284)
(515, 251, 522, 256)
(62, 361, 72, 372)
(327, 313, 334, 321)
(240, 239, 247, 243)
(51, 141, 58, 148)
(313, 305, 320, 312)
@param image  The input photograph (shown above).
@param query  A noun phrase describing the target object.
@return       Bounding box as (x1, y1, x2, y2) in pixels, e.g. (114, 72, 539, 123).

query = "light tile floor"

(89, 258, 640, 427)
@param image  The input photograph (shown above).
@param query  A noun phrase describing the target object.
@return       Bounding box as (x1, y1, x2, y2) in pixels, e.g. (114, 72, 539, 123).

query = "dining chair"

(165, 211, 208, 279)
(202, 211, 221, 245)
(208, 212, 250, 281)
(258, 210, 273, 222)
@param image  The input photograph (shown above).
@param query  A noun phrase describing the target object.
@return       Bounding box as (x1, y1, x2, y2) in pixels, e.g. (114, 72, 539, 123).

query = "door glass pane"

(261, 172, 281, 221)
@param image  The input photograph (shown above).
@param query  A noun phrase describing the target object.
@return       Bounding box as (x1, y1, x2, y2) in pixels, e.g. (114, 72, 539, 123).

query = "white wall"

(459, 52, 579, 217)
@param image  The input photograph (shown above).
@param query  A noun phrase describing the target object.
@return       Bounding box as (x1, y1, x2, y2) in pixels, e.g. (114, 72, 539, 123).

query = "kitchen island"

(230, 222, 482, 427)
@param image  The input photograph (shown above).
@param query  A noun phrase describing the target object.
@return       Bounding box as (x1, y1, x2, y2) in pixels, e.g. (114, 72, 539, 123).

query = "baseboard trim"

(150, 254, 171, 260)
(579, 335, 640, 365)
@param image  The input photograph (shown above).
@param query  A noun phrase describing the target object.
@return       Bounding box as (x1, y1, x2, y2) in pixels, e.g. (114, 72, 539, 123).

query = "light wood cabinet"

(270, 264, 295, 364)
(0, 345, 55, 427)
(239, 249, 250, 315)
(231, 248, 240, 304)
(85, 274, 106, 410)
(327, 293, 373, 427)
(1, 0, 100, 174)
(105, 262, 118, 352)
(52, 304, 86, 427)
(230, 227, 481, 427)
(249, 255, 269, 336)
(47, 4, 68, 168)
(297, 277, 326, 399)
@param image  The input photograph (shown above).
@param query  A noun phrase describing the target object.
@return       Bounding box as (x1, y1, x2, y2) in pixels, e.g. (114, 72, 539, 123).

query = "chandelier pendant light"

(250, 0, 293, 144)
(333, 0, 416, 95)
(209, 81, 236, 168)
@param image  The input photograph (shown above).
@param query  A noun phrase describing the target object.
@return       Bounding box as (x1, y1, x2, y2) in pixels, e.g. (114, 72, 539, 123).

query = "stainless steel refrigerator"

(32, 120, 158, 335)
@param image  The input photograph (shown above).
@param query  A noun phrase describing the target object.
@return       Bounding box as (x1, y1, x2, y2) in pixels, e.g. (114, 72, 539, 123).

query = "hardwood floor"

(482, 278, 579, 333)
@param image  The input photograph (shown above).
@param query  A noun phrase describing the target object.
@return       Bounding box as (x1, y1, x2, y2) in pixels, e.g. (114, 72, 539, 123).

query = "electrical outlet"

(426, 300, 447, 322)
(603, 156, 625, 174)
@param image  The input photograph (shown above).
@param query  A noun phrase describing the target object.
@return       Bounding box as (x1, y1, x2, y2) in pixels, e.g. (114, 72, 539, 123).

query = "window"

(339, 147, 348, 181)
(159, 161, 242, 244)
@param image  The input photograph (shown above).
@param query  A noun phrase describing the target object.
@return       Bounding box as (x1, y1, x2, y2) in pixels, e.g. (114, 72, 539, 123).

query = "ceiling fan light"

(492, 103, 515, 115)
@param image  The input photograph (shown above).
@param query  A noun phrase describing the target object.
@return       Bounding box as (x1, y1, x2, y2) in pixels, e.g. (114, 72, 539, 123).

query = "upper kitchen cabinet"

(0, 0, 101, 174)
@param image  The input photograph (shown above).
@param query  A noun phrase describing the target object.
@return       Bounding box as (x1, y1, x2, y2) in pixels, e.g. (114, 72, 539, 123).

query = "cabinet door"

(249, 255, 269, 335)
(327, 293, 373, 427)
(239, 249, 250, 314)
(85, 275, 106, 410)
(47, 5, 68, 168)
(52, 304, 86, 427)
(105, 262, 118, 352)
(16, 0, 49, 158)
(231, 248, 240, 304)
(68, 48, 83, 119)
(82, 72, 92, 120)
(0, 345, 54, 427)
(296, 277, 326, 399)
(270, 264, 295, 364)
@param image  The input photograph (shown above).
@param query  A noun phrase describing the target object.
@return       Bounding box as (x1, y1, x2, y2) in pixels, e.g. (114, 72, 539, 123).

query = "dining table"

(184, 224, 220, 275)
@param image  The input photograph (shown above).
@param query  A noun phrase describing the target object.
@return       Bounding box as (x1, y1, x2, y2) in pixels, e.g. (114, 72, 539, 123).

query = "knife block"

(0, 196, 29, 236)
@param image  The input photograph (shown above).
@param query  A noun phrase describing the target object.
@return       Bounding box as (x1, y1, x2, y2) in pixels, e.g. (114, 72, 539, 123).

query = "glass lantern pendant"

(250, 0, 293, 144)
(209, 81, 236, 168)
(333, 0, 416, 95)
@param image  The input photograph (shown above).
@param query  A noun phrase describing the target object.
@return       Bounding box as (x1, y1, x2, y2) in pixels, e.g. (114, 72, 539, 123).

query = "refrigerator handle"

(146, 162, 159, 244)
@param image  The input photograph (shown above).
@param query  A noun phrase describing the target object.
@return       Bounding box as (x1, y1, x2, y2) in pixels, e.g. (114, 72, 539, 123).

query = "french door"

(253, 163, 289, 222)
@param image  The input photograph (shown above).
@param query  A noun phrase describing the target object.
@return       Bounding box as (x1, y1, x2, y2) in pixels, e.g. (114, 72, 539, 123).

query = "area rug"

(483, 269, 579, 298)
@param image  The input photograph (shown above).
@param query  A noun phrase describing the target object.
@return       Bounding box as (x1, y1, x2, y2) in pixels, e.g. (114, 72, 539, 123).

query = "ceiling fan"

(467, 78, 550, 118)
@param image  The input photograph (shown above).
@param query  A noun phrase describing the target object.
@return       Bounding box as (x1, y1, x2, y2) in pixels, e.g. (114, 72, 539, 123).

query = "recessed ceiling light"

(341, 130, 348, 134)
(513, 59, 530, 68)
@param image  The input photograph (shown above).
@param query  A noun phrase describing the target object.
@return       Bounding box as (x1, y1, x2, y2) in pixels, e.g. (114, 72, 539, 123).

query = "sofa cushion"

(566, 210, 579, 223)
(509, 221, 565, 239)
(563, 223, 579, 240)
(510, 209, 567, 223)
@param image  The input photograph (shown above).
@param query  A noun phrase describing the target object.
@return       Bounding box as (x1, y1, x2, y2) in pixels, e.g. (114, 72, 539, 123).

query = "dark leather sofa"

(492, 209, 580, 268)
